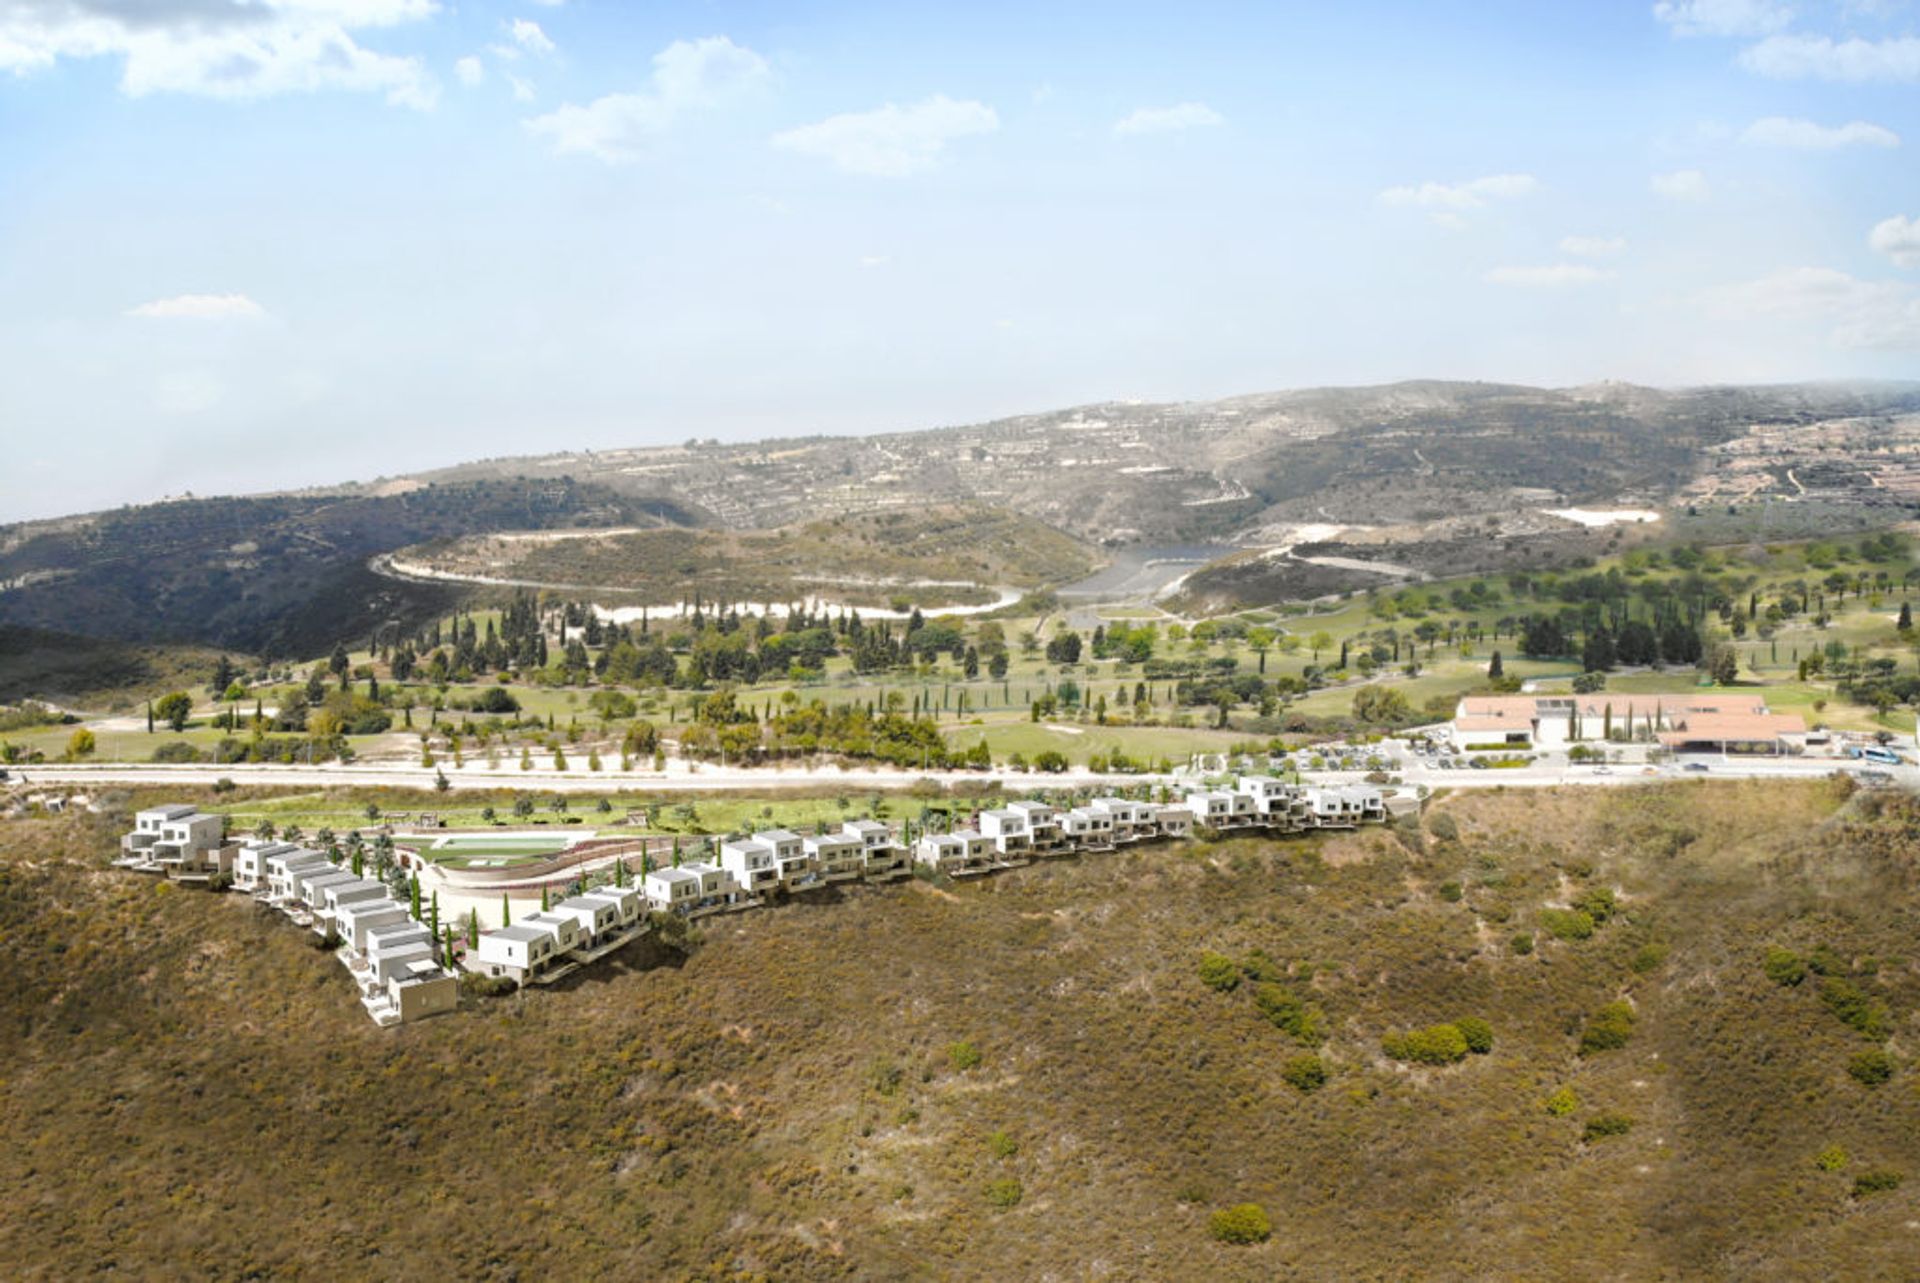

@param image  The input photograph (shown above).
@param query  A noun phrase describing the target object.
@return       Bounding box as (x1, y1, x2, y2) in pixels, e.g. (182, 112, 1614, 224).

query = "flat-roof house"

(1303, 786, 1380, 828)
(1154, 806, 1195, 838)
(845, 820, 909, 877)
(803, 832, 864, 881)
(1089, 798, 1155, 840)
(977, 808, 1032, 856)
(915, 829, 995, 876)
(579, 885, 646, 931)
(233, 840, 299, 893)
(842, 819, 896, 852)
(719, 839, 781, 897)
(316, 877, 395, 934)
(553, 894, 621, 947)
(1008, 800, 1064, 851)
(335, 898, 411, 955)
(1657, 710, 1807, 755)
(264, 848, 331, 903)
(645, 864, 738, 914)
(293, 866, 360, 912)
(471, 925, 554, 985)
(1236, 775, 1304, 825)
(1186, 790, 1257, 829)
(516, 910, 582, 957)
(381, 959, 458, 1025)
(753, 830, 819, 889)
(366, 920, 432, 965)
(1062, 807, 1115, 849)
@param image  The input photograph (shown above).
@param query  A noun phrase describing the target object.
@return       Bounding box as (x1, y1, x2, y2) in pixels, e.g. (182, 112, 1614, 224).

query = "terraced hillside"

(387, 504, 1103, 609)
(4, 780, 1918, 1280)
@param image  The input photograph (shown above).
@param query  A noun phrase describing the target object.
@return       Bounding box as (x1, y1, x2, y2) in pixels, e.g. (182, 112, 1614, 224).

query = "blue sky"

(1, 0, 1917, 520)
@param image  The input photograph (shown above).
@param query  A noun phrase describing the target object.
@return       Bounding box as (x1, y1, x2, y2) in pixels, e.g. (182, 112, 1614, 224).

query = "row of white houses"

(117, 806, 461, 1026)
(471, 779, 1394, 985)
(122, 777, 1398, 1012)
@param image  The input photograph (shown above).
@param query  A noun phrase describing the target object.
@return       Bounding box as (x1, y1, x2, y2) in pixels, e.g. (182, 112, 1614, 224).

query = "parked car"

(1683, 763, 1710, 772)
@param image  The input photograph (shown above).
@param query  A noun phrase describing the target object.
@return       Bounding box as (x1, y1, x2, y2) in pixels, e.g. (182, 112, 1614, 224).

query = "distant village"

(115, 776, 1404, 1027)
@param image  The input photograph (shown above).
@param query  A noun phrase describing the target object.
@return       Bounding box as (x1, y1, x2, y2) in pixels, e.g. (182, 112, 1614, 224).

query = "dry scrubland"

(3, 782, 1920, 1280)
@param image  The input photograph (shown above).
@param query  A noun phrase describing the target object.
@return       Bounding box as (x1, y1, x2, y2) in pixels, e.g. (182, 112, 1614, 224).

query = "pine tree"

(1488, 650, 1504, 680)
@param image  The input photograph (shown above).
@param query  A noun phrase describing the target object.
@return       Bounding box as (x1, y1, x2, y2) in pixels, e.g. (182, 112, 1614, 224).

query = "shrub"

(1818, 976, 1889, 1039)
(984, 1178, 1023, 1209)
(1208, 1203, 1272, 1245)
(1198, 951, 1241, 992)
(1253, 983, 1324, 1044)
(150, 741, 203, 763)
(868, 1059, 904, 1097)
(1383, 1023, 1470, 1065)
(1852, 1169, 1903, 1198)
(1540, 908, 1596, 942)
(1240, 948, 1284, 984)
(1806, 945, 1845, 977)
(1763, 947, 1806, 987)
(1815, 1144, 1849, 1172)
(947, 1040, 983, 1072)
(1544, 1087, 1578, 1117)
(1453, 1016, 1494, 1055)
(1438, 881, 1463, 903)
(1631, 942, 1670, 974)
(1579, 1001, 1635, 1056)
(988, 1130, 1019, 1159)
(1510, 932, 1535, 956)
(1576, 886, 1617, 924)
(1582, 1112, 1633, 1143)
(1848, 1049, 1895, 1087)
(1281, 1054, 1328, 1093)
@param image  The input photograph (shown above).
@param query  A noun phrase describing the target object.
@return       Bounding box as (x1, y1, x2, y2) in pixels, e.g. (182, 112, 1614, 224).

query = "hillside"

(4, 780, 1918, 1279)
(387, 504, 1103, 609)
(7, 379, 1920, 658)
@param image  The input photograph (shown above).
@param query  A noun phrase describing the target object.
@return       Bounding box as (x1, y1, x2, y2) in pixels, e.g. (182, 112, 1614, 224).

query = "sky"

(1, 0, 1917, 521)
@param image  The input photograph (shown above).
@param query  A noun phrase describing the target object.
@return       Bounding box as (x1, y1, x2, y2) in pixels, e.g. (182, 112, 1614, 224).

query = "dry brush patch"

(0, 781, 1917, 1280)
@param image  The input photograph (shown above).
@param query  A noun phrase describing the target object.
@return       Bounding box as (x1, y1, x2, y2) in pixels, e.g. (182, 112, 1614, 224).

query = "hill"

(6, 379, 1920, 658)
(3, 779, 1917, 1279)
(386, 504, 1103, 609)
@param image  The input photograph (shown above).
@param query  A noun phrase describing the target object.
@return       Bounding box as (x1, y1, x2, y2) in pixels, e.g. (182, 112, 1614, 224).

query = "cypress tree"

(501, 893, 511, 928)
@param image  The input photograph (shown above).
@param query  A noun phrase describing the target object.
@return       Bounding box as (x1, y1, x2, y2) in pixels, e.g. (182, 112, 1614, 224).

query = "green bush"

(1762, 946, 1806, 987)
(1544, 1087, 1578, 1116)
(1576, 886, 1617, 924)
(1852, 1168, 1903, 1198)
(1579, 1001, 1636, 1056)
(1453, 1016, 1494, 1055)
(1818, 976, 1889, 1039)
(988, 1130, 1019, 1158)
(1438, 881, 1463, 903)
(1807, 944, 1845, 977)
(1382, 1023, 1470, 1065)
(1582, 1112, 1633, 1143)
(1510, 932, 1535, 956)
(984, 1178, 1023, 1208)
(1253, 983, 1324, 1044)
(1540, 908, 1596, 942)
(1815, 1144, 1849, 1172)
(1240, 948, 1285, 984)
(947, 1040, 983, 1072)
(1281, 1054, 1328, 1093)
(1847, 1049, 1895, 1087)
(1198, 951, 1241, 992)
(1631, 942, 1670, 973)
(1208, 1202, 1272, 1245)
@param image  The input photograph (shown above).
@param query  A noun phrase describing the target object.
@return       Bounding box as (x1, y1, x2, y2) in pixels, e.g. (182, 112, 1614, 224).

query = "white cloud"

(1701, 266, 1920, 348)
(525, 35, 767, 162)
(507, 73, 533, 102)
(530, 0, 564, 5)
(1485, 264, 1614, 287)
(772, 95, 998, 177)
(1652, 0, 1793, 37)
(454, 54, 482, 87)
(1739, 34, 1920, 81)
(1113, 101, 1224, 137)
(1560, 235, 1628, 257)
(507, 18, 553, 56)
(1871, 215, 1920, 268)
(1651, 168, 1710, 201)
(1379, 173, 1538, 213)
(859, 255, 889, 269)
(0, 0, 441, 109)
(126, 292, 266, 320)
(1740, 116, 1900, 147)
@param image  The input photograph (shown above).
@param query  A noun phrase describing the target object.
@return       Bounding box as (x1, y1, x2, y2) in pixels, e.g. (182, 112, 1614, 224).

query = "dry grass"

(1, 780, 1918, 1280)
